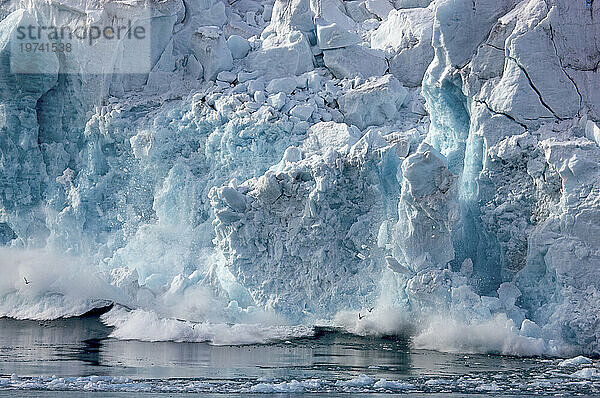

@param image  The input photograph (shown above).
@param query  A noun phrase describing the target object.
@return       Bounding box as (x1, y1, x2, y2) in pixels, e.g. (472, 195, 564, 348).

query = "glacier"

(0, 0, 599, 356)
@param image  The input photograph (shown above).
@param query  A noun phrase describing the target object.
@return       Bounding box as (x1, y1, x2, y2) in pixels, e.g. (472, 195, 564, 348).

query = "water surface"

(0, 316, 598, 396)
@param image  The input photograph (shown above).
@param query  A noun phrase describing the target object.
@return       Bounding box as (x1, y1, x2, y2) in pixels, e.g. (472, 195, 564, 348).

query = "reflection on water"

(0, 317, 109, 375)
(0, 317, 414, 380)
(0, 316, 535, 379)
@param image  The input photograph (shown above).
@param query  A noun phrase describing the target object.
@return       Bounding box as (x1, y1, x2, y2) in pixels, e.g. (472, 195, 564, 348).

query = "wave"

(99, 305, 578, 358)
(101, 307, 314, 345)
(411, 314, 574, 357)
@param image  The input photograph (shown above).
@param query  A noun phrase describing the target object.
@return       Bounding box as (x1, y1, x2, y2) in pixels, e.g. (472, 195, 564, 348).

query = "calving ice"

(0, 0, 599, 364)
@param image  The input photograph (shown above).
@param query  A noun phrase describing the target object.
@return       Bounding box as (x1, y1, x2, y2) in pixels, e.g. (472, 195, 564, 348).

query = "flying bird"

(23, 277, 30, 285)
(358, 313, 364, 320)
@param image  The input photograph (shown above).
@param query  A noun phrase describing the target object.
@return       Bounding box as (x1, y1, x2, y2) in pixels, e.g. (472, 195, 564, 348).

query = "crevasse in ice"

(1, 0, 599, 356)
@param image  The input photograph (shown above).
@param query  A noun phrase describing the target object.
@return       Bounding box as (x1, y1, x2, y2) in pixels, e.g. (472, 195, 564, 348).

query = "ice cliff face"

(420, 0, 600, 354)
(0, 0, 599, 355)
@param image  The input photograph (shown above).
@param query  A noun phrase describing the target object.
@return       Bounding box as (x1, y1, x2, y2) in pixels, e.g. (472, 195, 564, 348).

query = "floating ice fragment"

(570, 368, 600, 379)
(374, 379, 414, 389)
(559, 356, 593, 367)
(336, 374, 375, 387)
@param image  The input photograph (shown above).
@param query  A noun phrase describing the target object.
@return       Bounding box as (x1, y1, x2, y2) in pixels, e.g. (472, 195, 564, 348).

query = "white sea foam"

(412, 314, 563, 357)
(332, 306, 413, 337)
(0, 248, 124, 319)
(102, 307, 314, 345)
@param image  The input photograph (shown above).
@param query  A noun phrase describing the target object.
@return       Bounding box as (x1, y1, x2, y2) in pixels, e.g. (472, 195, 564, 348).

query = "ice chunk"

(336, 374, 374, 387)
(268, 92, 287, 110)
(301, 122, 362, 154)
(586, 120, 600, 147)
(570, 368, 600, 379)
(227, 35, 251, 59)
(338, 75, 408, 130)
(253, 90, 266, 103)
(345, 1, 377, 23)
(250, 380, 309, 393)
(559, 356, 593, 367)
(371, 8, 434, 87)
(289, 104, 314, 120)
(315, 18, 361, 50)
(266, 77, 298, 94)
(216, 71, 237, 83)
(191, 26, 233, 81)
(373, 379, 413, 390)
(365, 0, 394, 19)
(218, 187, 247, 212)
(269, 0, 314, 34)
(304, 71, 324, 91)
(497, 282, 521, 309)
(247, 30, 314, 78)
(190, 1, 227, 27)
(186, 54, 204, 80)
(238, 70, 260, 83)
(393, 143, 458, 270)
(314, 0, 358, 30)
(385, 256, 411, 274)
(323, 45, 387, 79)
(394, 0, 431, 7)
(519, 319, 541, 339)
(282, 146, 302, 163)
(460, 258, 473, 276)
(252, 173, 283, 205)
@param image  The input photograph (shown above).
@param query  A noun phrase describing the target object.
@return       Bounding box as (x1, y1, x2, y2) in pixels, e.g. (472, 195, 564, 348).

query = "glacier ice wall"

(0, 0, 599, 355)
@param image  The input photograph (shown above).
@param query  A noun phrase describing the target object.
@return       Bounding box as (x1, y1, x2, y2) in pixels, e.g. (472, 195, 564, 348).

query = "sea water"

(0, 316, 599, 397)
